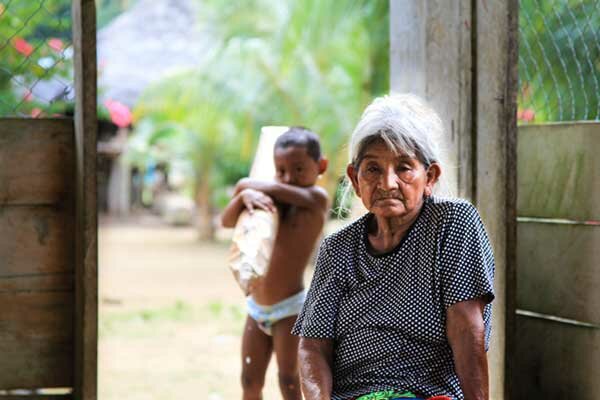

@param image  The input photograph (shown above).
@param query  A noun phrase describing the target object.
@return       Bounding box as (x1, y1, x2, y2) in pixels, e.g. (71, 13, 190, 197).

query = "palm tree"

(133, 68, 257, 239)
(132, 0, 389, 239)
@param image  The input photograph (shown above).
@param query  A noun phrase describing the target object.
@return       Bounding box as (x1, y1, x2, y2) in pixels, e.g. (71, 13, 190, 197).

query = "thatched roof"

(97, 0, 214, 107)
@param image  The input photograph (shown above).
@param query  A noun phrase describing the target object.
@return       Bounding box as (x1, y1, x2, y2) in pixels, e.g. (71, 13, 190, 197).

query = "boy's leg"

(241, 316, 273, 400)
(272, 315, 302, 400)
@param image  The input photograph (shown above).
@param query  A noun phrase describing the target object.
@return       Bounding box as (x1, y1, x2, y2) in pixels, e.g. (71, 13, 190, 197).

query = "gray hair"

(336, 94, 448, 217)
(349, 93, 444, 169)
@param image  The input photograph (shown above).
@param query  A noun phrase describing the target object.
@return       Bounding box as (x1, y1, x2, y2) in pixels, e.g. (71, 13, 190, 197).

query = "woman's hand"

(298, 337, 334, 400)
(446, 298, 489, 400)
(240, 188, 276, 213)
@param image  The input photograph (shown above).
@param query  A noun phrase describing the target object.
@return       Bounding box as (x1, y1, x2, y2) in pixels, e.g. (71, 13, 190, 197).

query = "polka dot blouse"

(292, 196, 495, 400)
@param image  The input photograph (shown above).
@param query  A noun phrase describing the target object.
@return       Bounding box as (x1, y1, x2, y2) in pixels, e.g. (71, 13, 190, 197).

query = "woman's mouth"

(375, 197, 403, 203)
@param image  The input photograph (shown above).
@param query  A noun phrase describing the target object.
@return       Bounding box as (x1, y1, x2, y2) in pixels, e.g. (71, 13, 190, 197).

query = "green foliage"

(132, 0, 389, 217)
(519, 0, 600, 122)
(96, 0, 139, 28)
(0, 0, 73, 116)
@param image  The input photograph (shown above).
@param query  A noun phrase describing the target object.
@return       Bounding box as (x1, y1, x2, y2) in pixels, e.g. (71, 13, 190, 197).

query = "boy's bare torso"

(250, 201, 325, 305)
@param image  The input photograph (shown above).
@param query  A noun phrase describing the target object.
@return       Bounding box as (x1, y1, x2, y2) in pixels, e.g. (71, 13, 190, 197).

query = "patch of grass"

(229, 304, 245, 321)
(140, 300, 192, 322)
(100, 300, 196, 339)
(208, 300, 224, 317)
(100, 299, 246, 339)
(201, 299, 245, 336)
(203, 300, 244, 321)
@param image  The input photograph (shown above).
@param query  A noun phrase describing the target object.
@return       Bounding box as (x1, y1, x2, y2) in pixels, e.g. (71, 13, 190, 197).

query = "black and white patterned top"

(292, 196, 495, 400)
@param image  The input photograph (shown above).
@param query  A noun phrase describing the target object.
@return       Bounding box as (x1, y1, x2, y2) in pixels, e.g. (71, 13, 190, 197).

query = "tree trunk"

(196, 171, 215, 241)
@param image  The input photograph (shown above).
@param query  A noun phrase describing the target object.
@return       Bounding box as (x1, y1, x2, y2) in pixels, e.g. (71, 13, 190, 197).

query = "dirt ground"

(99, 214, 291, 399)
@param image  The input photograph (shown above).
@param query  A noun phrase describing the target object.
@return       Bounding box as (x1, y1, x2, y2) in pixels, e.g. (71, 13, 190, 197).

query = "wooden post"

(390, 0, 473, 199)
(72, 0, 98, 399)
(390, 1, 518, 399)
(475, 1, 518, 399)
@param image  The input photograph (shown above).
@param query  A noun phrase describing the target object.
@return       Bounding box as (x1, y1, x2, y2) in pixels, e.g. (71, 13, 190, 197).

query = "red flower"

(522, 108, 535, 122)
(13, 37, 33, 57)
(23, 90, 33, 102)
(31, 108, 43, 118)
(104, 99, 132, 128)
(47, 38, 64, 52)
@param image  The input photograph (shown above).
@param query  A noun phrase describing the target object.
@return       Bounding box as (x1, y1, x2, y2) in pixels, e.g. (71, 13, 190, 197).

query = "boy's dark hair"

(274, 126, 322, 161)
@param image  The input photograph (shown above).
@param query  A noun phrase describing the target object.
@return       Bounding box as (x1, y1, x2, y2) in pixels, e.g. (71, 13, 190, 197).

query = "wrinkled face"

(274, 145, 326, 187)
(347, 141, 439, 219)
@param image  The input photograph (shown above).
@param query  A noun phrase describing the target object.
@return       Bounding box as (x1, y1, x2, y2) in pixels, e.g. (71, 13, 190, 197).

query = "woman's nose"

(380, 167, 400, 190)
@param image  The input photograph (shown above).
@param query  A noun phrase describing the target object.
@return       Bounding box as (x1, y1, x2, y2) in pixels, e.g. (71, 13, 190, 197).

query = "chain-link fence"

(519, 0, 600, 123)
(0, 0, 74, 118)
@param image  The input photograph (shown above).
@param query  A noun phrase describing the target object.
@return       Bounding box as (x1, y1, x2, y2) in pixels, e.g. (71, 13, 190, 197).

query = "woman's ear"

(346, 163, 361, 197)
(424, 163, 441, 196)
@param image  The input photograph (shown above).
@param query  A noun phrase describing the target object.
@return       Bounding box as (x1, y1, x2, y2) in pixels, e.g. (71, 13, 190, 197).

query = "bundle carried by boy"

(227, 126, 286, 294)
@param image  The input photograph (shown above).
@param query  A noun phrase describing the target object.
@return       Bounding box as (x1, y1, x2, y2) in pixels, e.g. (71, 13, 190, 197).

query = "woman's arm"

(298, 337, 334, 400)
(234, 178, 328, 210)
(446, 298, 489, 400)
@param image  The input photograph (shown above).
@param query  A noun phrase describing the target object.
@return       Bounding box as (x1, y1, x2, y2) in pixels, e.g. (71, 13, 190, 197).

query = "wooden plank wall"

(515, 122, 600, 399)
(0, 119, 75, 392)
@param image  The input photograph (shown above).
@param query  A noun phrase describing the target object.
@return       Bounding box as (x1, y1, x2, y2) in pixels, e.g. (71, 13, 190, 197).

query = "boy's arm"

(221, 188, 276, 228)
(234, 178, 328, 210)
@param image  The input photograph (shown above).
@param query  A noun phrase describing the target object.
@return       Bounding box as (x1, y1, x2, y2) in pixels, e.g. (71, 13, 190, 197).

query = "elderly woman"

(292, 94, 494, 400)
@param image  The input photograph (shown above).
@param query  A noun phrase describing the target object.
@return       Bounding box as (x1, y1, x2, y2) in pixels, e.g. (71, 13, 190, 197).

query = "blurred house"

(96, 0, 214, 216)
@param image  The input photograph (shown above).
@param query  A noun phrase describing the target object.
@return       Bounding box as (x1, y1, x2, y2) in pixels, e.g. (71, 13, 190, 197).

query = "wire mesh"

(519, 0, 600, 123)
(0, 0, 74, 118)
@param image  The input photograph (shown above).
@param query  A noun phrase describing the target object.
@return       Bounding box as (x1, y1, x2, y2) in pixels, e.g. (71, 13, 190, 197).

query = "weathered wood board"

(0, 109, 75, 394)
(0, 119, 74, 206)
(0, 206, 74, 277)
(514, 315, 600, 399)
(0, 291, 73, 389)
(474, 2, 519, 399)
(517, 222, 600, 324)
(390, 0, 473, 198)
(0, 118, 75, 390)
(72, 1, 99, 398)
(517, 122, 600, 221)
(0, 273, 74, 293)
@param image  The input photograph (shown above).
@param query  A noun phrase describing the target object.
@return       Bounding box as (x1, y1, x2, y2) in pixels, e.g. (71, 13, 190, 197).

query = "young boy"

(221, 127, 329, 400)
